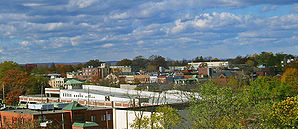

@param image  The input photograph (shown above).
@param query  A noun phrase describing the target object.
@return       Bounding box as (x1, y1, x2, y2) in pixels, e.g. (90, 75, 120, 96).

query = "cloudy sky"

(0, 0, 297, 63)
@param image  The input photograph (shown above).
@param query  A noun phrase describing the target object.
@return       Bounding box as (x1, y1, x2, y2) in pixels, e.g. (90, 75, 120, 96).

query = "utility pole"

(2, 84, 5, 107)
(87, 87, 89, 106)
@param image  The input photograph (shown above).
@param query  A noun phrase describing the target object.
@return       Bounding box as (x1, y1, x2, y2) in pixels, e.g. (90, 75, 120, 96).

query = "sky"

(0, 0, 297, 63)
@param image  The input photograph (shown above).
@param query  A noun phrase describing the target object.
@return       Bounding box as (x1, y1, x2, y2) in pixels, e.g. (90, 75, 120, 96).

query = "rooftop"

(65, 79, 83, 85)
(62, 101, 87, 110)
(72, 121, 99, 127)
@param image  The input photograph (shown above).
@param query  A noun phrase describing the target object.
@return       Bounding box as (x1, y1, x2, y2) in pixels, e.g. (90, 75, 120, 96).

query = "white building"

(188, 61, 229, 68)
(48, 77, 65, 88)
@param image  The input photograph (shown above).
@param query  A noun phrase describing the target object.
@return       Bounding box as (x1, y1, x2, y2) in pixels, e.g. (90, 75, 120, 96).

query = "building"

(64, 79, 83, 89)
(0, 101, 113, 129)
(20, 85, 189, 108)
(134, 75, 150, 84)
(188, 61, 229, 69)
(211, 71, 234, 85)
(150, 76, 158, 83)
(110, 66, 132, 73)
(124, 75, 135, 84)
(1, 101, 155, 129)
(72, 64, 110, 81)
(157, 76, 167, 84)
(49, 77, 65, 88)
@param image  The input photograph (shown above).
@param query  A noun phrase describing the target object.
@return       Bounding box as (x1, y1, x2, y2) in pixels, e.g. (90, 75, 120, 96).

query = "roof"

(65, 79, 83, 85)
(212, 71, 234, 78)
(72, 121, 99, 127)
(1, 108, 64, 115)
(62, 101, 87, 110)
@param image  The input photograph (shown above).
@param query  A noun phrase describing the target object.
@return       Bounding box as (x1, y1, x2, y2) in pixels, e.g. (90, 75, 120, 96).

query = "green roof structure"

(62, 101, 87, 110)
(72, 121, 99, 127)
(65, 79, 83, 85)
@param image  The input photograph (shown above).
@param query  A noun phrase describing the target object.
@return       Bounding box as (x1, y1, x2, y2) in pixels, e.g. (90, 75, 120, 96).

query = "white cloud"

(101, 43, 115, 48)
(137, 40, 144, 45)
(110, 12, 129, 19)
(20, 41, 30, 46)
(46, 22, 64, 31)
(68, 0, 99, 9)
(260, 5, 277, 12)
(70, 36, 81, 46)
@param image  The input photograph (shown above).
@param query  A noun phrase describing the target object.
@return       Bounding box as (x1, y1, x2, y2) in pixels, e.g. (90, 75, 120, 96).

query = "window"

(101, 115, 106, 121)
(91, 115, 96, 122)
(107, 114, 111, 120)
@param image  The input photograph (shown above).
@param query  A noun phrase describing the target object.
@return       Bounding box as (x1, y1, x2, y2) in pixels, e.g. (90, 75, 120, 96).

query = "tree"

(0, 69, 29, 105)
(245, 59, 255, 67)
(48, 62, 56, 73)
(146, 64, 157, 72)
(5, 88, 23, 105)
(148, 55, 167, 69)
(281, 68, 298, 94)
(31, 65, 47, 74)
(27, 75, 50, 95)
(267, 95, 298, 128)
(116, 59, 132, 66)
(130, 113, 150, 129)
(84, 59, 101, 67)
(151, 105, 182, 129)
(189, 81, 252, 128)
(0, 61, 22, 78)
(131, 56, 149, 71)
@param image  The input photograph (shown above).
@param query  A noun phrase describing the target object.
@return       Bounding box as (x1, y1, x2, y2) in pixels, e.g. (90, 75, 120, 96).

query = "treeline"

(30, 52, 296, 74)
(30, 59, 104, 76)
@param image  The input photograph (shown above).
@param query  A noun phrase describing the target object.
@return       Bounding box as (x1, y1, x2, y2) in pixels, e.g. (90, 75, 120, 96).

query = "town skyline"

(0, 0, 297, 63)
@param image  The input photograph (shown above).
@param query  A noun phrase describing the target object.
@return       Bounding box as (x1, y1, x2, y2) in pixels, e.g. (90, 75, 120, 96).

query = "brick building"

(0, 101, 113, 129)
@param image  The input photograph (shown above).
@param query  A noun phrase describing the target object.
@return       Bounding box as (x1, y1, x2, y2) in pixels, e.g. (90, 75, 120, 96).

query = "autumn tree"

(0, 61, 22, 78)
(281, 68, 298, 93)
(0, 68, 29, 105)
(267, 95, 298, 128)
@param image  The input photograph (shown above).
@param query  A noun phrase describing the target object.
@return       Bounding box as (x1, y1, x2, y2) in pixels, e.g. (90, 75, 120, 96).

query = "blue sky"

(0, 0, 297, 63)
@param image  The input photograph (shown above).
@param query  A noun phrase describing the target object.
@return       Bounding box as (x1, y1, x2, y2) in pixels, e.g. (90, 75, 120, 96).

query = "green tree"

(248, 76, 282, 104)
(130, 113, 150, 129)
(151, 105, 182, 129)
(0, 61, 22, 78)
(131, 56, 149, 71)
(48, 62, 56, 73)
(31, 65, 47, 74)
(148, 55, 167, 69)
(189, 81, 251, 128)
(27, 75, 50, 95)
(116, 58, 132, 66)
(84, 59, 102, 67)
(245, 59, 255, 67)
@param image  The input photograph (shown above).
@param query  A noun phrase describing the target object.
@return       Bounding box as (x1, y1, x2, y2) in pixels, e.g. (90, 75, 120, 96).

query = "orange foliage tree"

(0, 68, 29, 105)
(281, 68, 298, 94)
